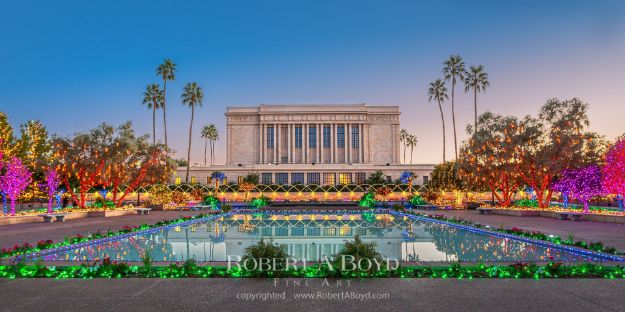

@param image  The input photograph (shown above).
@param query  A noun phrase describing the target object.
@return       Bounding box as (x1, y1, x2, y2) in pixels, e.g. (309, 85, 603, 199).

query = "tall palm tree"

(181, 82, 204, 182)
(407, 134, 418, 164)
(207, 124, 219, 165)
(400, 129, 409, 164)
(464, 65, 490, 133)
(442, 55, 465, 160)
(156, 59, 176, 150)
(142, 84, 163, 145)
(428, 79, 449, 162)
(201, 125, 211, 166)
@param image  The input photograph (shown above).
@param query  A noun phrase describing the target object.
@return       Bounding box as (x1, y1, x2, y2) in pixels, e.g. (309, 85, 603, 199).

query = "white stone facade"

(173, 104, 434, 185)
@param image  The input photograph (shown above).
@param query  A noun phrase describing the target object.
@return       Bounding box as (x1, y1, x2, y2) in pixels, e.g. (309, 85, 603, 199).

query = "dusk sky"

(2, 0, 624, 165)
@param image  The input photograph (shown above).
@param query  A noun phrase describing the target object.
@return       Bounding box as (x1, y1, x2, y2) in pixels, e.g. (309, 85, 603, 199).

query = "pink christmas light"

(0, 156, 32, 215)
(602, 138, 625, 210)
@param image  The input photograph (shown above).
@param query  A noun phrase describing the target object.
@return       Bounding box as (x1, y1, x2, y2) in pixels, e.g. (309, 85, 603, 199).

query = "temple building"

(173, 104, 434, 185)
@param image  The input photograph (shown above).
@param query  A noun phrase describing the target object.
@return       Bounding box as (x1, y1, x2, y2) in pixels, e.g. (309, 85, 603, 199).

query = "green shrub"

(333, 235, 383, 275)
(358, 192, 376, 208)
(409, 194, 427, 205)
(241, 239, 290, 276)
(251, 195, 270, 209)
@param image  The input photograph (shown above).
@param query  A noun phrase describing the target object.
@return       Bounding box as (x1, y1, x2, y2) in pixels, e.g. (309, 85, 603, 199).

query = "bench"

(477, 208, 493, 215)
(558, 212, 583, 221)
(39, 214, 67, 223)
(134, 208, 152, 215)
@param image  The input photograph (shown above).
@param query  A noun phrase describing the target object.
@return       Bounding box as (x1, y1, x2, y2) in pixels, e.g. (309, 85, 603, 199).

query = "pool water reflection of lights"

(22, 211, 625, 263)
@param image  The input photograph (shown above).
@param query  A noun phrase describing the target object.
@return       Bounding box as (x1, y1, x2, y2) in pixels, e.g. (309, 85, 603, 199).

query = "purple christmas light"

(46, 169, 60, 213)
(0, 156, 32, 215)
(552, 164, 604, 213)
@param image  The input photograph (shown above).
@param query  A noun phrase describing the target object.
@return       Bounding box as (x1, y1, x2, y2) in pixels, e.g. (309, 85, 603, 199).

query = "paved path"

(0, 211, 204, 250)
(430, 210, 625, 251)
(0, 278, 624, 312)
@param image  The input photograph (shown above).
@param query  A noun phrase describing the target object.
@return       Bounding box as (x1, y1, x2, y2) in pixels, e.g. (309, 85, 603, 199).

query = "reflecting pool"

(29, 212, 621, 263)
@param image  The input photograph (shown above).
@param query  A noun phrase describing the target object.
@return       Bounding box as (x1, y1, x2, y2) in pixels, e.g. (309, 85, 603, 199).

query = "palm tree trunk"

(451, 78, 458, 160)
(152, 105, 156, 145)
(410, 145, 414, 164)
(473, 86, 478, 133)
(204, 139, 207, 166)
(211, 140, 215, 165)
(438, 100, 446, 162)
(163, 79, 168, 149)
(186, 104, 194, 183)
(403, 142, 406, 164)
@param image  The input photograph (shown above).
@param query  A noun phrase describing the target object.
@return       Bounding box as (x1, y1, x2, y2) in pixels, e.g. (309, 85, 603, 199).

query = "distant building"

(173, 104, 434, 185)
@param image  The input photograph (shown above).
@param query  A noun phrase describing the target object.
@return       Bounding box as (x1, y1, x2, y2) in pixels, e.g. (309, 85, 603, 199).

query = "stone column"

(302, 124, 307, 163)
(331, 123, 336, 163)
(287, 124, 292, 163)
(263, 124, 268, 164)
(359, 123, 363, 163)
(276, 123, 281, 163)
(345, 123, 352, 163)
(318, 124, 322, 163)
(292, 124, 296, 163)
(258, 123, 263, 164)
(363, 123, 369, 163)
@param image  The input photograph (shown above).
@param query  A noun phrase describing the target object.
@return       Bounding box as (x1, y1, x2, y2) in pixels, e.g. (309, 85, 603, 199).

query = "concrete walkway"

(0, 278, 624, 312)
(430, 210, 625, 251)
(0, 211, 204, 250)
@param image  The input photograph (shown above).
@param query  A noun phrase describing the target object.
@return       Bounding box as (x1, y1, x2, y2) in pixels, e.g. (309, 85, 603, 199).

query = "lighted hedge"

(1, 262, 624, 279)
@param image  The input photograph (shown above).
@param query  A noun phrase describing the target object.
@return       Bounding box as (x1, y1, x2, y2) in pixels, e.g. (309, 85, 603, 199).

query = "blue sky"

(2, 0, 624, 164)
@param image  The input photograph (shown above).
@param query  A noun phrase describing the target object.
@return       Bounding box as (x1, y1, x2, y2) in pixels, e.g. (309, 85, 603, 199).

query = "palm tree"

(428, 79, 449, 162)
(156, 59, 176, 150)
(201, 125, 211, 166)
(181, 82, 204, 182)
(407, 134, 418, 164)
(142, 84, 163, 145)
(442, 55, 465, 160)
(207, 124, 219, 165)
(464, 65, 490, 132)
(400, 129, 409, 164)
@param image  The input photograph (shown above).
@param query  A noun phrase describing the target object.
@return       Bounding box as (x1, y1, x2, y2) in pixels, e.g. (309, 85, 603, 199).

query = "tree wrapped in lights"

(0, 113, 17, 157)
(97, 122, 174, 206)
(52, 130, 106, 208)
(374, 186, 392, 202)
(400, 171, 415, 194)
(52, 122, 173, 208)
(552, 165, 604, 213)
(514, 98, 607, 208)
(45, 169, 60, 213)
(458, 113, 520, 207)
(602, 136, 625, 210)
(210, 171, 226, 192)
(0, 156, 32, 215)
(1, 116, 53, 202)
(429, 161, 462, 191)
